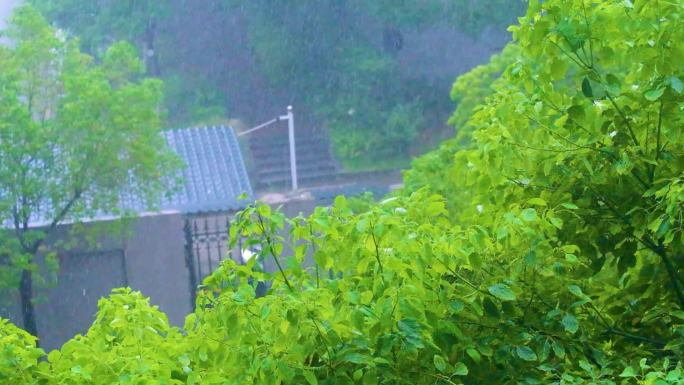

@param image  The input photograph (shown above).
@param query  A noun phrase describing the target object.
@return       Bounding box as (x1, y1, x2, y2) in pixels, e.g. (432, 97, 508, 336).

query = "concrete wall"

(122, 213, 191, 326)
(0, 193, 359, 351)
(2, 212, 193, 351)
(34, 248, 128, 350)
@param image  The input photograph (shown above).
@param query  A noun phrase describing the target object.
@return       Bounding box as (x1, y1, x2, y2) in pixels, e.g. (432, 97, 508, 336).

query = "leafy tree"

(217, 0, 527, 167)
(0, 318, 43, 384)
(2, 1, 684, 384)
(45, 288, 186, 384)
(28, 0, 170, 75)
(28, 0, 526, 168)
(0, 6, 177, 339)
(191, 0, 684, 381)
(404, 43, 519, 197)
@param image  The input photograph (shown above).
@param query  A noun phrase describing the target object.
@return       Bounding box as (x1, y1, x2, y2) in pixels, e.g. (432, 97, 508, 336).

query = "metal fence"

(183, 213, 241, 306)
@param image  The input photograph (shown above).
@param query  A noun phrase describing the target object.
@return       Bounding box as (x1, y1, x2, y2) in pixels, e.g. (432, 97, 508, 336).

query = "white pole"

(286, 106, 298, 190)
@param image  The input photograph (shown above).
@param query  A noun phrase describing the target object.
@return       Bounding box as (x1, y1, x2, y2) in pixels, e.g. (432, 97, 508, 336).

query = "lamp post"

(280, 105, 298, 191)
(238, 105, 298, 191)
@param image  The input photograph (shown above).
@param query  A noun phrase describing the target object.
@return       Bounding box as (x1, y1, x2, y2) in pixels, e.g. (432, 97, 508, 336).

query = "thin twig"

(606, 94, 640, 148)
(369, 222, 385, 283)
(256, 213, 293, 291)
(589, 189, 684, 309)
(651, 99, 664, 183)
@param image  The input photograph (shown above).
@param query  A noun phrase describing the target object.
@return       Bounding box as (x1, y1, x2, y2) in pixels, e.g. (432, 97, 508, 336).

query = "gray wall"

(122, 213, 191, 326)
(2, 212, 193, 352)
(1, 194, 355, 351)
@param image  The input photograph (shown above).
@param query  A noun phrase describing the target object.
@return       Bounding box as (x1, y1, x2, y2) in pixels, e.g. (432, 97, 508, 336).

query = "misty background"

(8, 0, 525, 176)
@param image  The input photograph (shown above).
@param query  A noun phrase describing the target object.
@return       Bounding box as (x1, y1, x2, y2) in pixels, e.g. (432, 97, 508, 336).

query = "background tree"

(28, 0, 527, 168)
(1, 1, 684, 384)
(0, 6, 178, 339)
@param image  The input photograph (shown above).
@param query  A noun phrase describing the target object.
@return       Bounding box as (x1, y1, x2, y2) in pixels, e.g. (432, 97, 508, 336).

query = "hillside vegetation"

(2, 1, 684, 384)
(28, 0, 525, 167)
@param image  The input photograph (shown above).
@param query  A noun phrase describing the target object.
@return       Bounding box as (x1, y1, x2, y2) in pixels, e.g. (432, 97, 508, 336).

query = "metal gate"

(183, 213, 237, 306)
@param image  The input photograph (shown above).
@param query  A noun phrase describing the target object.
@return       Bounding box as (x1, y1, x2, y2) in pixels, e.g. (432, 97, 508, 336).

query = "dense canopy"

(2, 0, 684, 384)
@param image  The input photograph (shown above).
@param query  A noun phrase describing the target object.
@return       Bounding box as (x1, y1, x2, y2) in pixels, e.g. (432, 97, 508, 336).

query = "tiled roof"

(4, 125, 252, 228)
(160, 125, 252, 213)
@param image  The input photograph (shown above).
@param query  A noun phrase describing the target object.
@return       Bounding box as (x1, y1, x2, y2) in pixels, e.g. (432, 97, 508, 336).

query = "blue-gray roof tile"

(157, 125, 253, 213)
(5, 125, 252, 228)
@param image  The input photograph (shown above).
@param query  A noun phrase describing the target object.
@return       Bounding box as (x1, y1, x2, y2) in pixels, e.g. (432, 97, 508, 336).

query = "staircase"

(247, 128, 340, 191)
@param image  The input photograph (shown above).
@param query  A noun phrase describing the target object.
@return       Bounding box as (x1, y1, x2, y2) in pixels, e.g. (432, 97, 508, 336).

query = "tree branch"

(606, 94, 640, 148)
(28, 188, 83, 254)
(369, 221, 385, 283)
(590, 189, 684, 309)
(650, 99, 664, 183)
(256, 212, 293, 291)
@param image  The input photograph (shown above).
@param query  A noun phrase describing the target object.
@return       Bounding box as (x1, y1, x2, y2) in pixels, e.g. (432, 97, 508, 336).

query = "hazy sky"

(0, 0, 22, 30)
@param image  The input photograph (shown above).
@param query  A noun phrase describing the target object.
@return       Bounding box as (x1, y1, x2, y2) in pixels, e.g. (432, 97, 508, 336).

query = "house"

(0, 125, 253, 351)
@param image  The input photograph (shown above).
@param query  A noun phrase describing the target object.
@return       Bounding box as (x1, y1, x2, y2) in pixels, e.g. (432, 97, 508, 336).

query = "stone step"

(256, 170, 342, 190)
(257, 164, 337, 180)
(247, 127, 340, 192)
(252, 152, 337, 168)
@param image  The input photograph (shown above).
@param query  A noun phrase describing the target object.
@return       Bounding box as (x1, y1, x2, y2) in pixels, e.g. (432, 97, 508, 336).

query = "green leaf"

(482, 297, 500, 318)
(667, 76, 683, 94)
(496, 226, 509, 240)
(343, 353, 369, 364)
(450, 300, 465, 313)
(644, 87, 665, 101)
(619, 366, 636, 378)
(353, 370, 363, 381)
(453, 362, 469, 376)
(468, 252, 483, 270)
(552, 340, 566, 358)
(433, 355, 447, 372)
(581, 77, 593, 98)
(562, 313, 579, 334)
(561, 202, 579, 210)
(527, 197, 547, 206)
(70, 365, 92, 380)
(363, 371, 379, 385)
(521, 208, 537, 222)
(568, 285, 589, 300)
(516, 346, 538, 361)
(47, 350, 61, 363)
(488, 284, 516, 301)
(549, 58, 568, 79)
(605, 74, 621, 96)
(466, 347, 481, 363)
(303, 371, 318, 385)
(655, 217, 671, 239)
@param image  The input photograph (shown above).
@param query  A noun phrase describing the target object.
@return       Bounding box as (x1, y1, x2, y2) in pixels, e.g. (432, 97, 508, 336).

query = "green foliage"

(358, 0, 525, 35)
(28, 0, 525, 168)
(447, 44, 520, 133)
(231, 0, 525, 168)
(163, 72, 228, 127)
(28, 0, 170, 58)
(0, 5, 178, 334)
(46, 288, 185, 384)
(0, 318, 44, 384)
(3, 1, 684, 383)
(404, 44, 518, 197)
